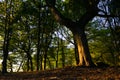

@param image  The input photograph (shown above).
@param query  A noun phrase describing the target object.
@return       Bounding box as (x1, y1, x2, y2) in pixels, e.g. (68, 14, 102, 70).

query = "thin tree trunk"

(47, 57, 52, 69)
(44, 52, 47, 70)
(24, 19, 33, 71)
(27, 58, 30, 71)
(56, 32, 60, 68)
(2, 27, 9, 73)
(2, 0, 11, 73)
(44, 34, 52, 70)
(73, 37, 79, 65)
(61, 39, 65, 67)
(40, 53, 43, 70)
(17, 59, 24, 72)
(56, 46, 59, 68)
(36, 2, 42, 71)
(26, 52, 33, 71)
(28, 37, 33, 71)
(2, 47, 9, 73)
(26, 39, 33, 71)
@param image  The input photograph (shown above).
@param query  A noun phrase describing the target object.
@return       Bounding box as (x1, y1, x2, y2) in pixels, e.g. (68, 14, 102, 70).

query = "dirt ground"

(0, 66, 120, 80)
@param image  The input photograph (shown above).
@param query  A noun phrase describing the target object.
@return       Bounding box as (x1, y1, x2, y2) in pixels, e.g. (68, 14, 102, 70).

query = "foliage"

(0, 0, 120, 72)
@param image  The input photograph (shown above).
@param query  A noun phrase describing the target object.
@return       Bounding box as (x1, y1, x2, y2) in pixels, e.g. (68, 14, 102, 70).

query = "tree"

(0, 0, 120, 72)
(45, 0, 99, 66)
(2, 0, 14, 73)
(45, 0, 120, 66)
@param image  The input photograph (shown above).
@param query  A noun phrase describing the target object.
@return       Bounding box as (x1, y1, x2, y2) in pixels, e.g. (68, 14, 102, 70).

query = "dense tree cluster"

(0, 0, 119, 73)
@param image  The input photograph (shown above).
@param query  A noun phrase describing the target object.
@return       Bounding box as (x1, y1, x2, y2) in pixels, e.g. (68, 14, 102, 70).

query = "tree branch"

(45, 0, 76, 31)
(45, 0, 99, 31)
(78, 7, 99, 27)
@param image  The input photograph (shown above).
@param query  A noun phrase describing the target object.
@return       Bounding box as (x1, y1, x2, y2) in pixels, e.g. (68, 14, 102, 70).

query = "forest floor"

(0, 66, 120, 80)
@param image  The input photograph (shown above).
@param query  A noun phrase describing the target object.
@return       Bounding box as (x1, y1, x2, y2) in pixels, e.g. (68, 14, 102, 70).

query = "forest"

(0, 0, 120, 78)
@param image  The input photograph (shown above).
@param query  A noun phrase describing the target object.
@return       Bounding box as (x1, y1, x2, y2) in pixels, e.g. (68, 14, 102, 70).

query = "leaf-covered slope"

(0, 66, 120, 80)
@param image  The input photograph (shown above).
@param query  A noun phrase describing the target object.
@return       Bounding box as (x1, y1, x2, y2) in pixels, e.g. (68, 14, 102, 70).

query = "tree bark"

(73, 37, 79, 65)
(72, 28, 95, 66)
(2, 24, 10, 73)
(61, 39, 65, 67)
(26, 52, 33, 71)
(56, 34, 59, 68)
(36, 5, 42, 71)
(2, 22, 11, 73)
(2, 0, 12, 73)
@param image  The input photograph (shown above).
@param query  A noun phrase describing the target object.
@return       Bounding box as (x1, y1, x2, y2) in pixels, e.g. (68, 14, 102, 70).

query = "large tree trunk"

(72, 28, 95, 66)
